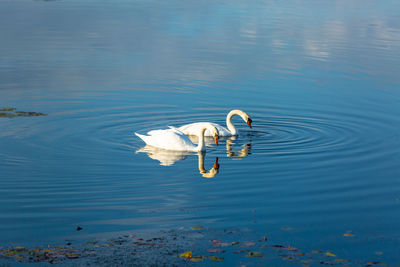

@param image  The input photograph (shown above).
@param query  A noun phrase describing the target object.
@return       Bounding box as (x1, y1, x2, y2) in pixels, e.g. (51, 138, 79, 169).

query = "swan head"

(201, 124, 219, 145)
(246, 117, 252, 128)
(212, 128, 219, 146)
(232, 110, 252, 129)
(240, 113, 252, 128)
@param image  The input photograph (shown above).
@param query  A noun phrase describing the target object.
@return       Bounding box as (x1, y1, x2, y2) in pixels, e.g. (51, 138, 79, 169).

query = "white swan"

(135, 123, 219, 152)
(177, 109, 252, 137)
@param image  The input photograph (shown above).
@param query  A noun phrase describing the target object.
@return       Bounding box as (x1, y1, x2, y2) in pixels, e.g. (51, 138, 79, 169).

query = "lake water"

(1, 0, 400, 265)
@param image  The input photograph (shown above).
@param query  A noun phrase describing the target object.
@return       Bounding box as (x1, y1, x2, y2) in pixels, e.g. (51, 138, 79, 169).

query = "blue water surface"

(1, 0, 400, 265)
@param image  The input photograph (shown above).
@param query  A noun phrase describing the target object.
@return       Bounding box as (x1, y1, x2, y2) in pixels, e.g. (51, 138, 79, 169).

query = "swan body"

(178, 110, 252, 137)
(135, 124, 219, 152)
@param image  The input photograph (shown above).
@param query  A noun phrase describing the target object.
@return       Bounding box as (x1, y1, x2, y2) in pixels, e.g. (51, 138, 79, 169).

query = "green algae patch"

(0, 108, 47, 118)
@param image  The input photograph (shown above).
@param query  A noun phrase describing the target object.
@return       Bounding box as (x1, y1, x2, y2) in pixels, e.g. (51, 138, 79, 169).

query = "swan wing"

(136, 128, 197, 151)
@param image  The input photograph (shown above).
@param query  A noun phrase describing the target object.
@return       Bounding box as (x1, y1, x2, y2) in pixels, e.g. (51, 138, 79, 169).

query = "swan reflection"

(226, 137, 251, 159)
(198, 153, 219, 178)
(136, 145, 190, 166)
(186, 135, 252, 159)
(136, 146, 220, 178)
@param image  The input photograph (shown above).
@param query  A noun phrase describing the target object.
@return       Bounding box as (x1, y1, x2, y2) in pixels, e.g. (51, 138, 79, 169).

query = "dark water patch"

(0, 108, 47, 118)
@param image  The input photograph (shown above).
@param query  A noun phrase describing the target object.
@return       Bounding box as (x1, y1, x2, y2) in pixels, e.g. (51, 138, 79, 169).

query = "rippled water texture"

(1, 0, 400, 265)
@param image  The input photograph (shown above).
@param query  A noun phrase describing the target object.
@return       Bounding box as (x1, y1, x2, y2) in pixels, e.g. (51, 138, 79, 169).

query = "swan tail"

(135, 132, 148, 144)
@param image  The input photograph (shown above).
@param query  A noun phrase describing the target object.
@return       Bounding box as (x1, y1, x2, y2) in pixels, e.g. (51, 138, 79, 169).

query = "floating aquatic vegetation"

(245, 251, 264, 257)
(0, 108, 47, 118)
(179, 251, 192, 259)
(367, 262, 388, 266)
(209, 255, 224, 261)
(0, 227, 389, 266)
(190, 255, 204, 262)
(207, 248, 225, 253)
(343, 232, 355, 237)
(0, 245, 91, 264)
(241, 241, 255, 247)
(312, 250, 323, 253)
(326, 251, 337, 257)
(281, 245, 298, 251)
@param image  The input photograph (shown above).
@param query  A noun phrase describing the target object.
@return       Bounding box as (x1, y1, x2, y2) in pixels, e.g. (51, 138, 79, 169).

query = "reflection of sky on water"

(1, 0, 399, 94)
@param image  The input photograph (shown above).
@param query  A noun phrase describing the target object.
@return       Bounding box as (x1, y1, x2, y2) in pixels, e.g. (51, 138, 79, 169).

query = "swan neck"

(196, 127, 207, 152)
(226, 110, 241, 135)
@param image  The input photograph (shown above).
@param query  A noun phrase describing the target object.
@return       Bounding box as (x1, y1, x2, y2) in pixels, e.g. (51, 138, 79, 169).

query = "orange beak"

(214, 135, 219, 146)
(247, 118, 252, 128)
(213, 157, 219, 169)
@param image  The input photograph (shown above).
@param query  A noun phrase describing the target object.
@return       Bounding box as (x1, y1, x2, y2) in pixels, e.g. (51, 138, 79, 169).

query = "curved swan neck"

(226, 110, 246, 135)
(196, 127, 208, 152)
